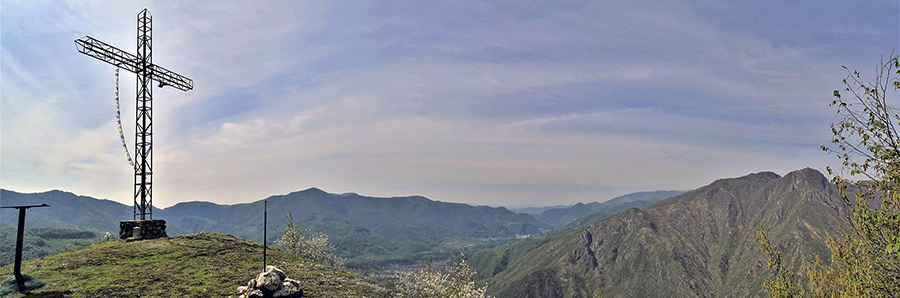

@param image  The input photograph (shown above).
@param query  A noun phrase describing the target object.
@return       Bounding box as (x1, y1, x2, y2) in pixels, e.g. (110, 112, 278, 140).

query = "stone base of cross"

(120, 219, 168, 240)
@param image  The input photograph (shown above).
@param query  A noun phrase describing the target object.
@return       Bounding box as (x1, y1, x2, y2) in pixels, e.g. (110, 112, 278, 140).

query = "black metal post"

(264, 200, 267, 271)
(2, 204, 49, 292)
(14, 208, 26, 291)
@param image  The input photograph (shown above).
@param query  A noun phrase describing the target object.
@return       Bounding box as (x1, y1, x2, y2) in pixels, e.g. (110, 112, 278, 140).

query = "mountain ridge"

(474, 168, 850, 298)
(1, 187, 551, 269)
(534, 190, 686, 228)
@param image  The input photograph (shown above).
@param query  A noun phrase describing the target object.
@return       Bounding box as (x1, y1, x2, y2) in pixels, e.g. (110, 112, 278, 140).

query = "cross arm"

(0, 204, 50, 209)
(75, 36, 193, 92)
(75, 36, 140, 73)
(151, 64, 193, 92)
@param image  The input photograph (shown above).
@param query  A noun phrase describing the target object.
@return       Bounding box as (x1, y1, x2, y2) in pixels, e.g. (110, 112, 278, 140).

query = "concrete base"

(119, 219, 167, 240)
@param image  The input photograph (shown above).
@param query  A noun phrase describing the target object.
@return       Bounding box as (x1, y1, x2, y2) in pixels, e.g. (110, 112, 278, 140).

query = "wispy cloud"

(2, 0, 897, 207)
(829, 26, 883, 36)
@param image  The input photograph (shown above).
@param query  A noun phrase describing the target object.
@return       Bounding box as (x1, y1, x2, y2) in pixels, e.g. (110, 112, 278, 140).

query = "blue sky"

(2, 1, 898, 208)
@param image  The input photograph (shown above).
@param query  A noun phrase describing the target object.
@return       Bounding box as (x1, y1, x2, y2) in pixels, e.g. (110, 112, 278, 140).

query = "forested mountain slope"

(478, 168, 850, 298)
(1, 188, 551, 269)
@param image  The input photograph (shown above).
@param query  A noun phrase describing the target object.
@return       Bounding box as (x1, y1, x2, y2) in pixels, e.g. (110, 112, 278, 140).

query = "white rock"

(283, 278, 302, 293)
(239, 266, 299, 297)
(256, 271, 283, 292)
(265, 265, 287, 281)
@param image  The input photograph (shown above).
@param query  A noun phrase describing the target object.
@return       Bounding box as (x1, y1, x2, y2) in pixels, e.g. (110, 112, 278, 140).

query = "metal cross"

(75, 8, 193, 220)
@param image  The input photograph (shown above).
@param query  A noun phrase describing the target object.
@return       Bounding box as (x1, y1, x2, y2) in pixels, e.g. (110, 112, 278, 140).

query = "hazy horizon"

(2, 1, 897, 207)
(2, 184, 691, 209)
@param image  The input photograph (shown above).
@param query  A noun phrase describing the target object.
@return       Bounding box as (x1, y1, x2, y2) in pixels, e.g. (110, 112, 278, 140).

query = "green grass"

(0, 233, 396, 298)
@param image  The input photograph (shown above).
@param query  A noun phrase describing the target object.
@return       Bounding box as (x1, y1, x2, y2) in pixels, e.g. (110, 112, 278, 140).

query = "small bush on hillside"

(277, 210, 344, 267)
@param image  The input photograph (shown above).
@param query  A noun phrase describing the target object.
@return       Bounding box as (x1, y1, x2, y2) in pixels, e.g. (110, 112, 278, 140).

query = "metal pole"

(264, 200, 267, 271)
(2, 204, 49, 293)
(14, 208, 26, 291)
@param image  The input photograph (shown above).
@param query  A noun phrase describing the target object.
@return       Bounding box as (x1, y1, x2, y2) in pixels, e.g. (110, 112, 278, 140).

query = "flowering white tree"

(277, 210, 344, 267)
(398, 259, 492, 298)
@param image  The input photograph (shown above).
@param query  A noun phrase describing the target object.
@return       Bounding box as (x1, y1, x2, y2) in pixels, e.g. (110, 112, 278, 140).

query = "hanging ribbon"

(116, 67, 137, 172)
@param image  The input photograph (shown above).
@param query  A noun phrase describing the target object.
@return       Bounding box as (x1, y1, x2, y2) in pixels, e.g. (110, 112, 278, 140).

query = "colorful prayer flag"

(114, 67, 137, 173)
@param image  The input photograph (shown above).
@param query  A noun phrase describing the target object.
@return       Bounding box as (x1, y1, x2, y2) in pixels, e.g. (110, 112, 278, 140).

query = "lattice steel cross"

(75, 8, 193, 220)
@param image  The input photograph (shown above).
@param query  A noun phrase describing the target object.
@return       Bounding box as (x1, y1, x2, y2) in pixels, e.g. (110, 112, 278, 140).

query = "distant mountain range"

(1, 188, 552, 269)
(466, 168, 851, 298)
(509, 205, 573, 215)
(0, 190, 133, 234)
(532, 190, 686, 228)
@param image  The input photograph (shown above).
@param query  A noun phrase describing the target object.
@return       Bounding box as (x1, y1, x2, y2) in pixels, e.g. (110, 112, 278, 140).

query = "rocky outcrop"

(237, 266, 303, 298)
(568, 230, 597, 272)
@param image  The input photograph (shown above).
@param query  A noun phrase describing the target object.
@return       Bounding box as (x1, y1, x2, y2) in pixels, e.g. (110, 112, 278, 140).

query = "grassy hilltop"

(0, 233, 394, 298)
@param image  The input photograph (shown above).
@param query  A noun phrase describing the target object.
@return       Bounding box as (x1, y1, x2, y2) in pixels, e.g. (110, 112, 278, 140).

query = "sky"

(1, 1, 898, 208)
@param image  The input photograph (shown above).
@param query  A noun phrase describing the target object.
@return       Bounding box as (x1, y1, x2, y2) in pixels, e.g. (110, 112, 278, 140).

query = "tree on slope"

(813, 52, 900, 297)
(759, 53, 900, 297)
